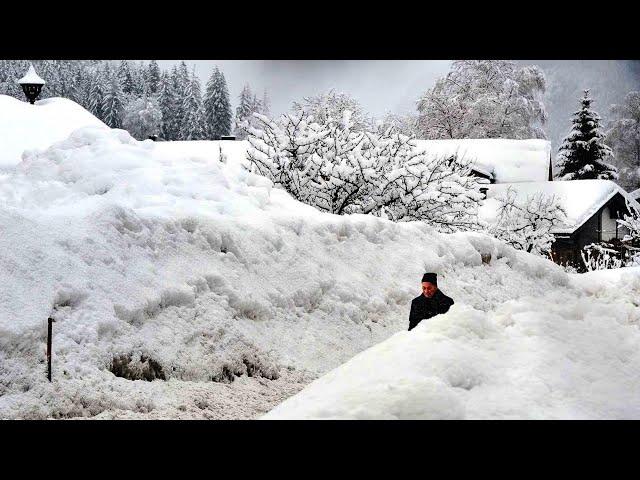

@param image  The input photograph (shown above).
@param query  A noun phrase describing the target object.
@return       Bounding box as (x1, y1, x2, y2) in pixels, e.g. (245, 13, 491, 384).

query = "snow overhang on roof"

(18, 64, 45, 85)
(478, 180, 640, 235)
(413, 138, 551, 183)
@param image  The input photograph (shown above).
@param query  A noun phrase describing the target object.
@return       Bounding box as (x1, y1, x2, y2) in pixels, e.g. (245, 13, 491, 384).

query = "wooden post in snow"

(47, 317, 54, 382)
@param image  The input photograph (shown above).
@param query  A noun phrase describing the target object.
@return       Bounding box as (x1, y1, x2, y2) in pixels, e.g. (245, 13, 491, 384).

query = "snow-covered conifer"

(556, 90, 618, 180)
(203, 67, 232, 139)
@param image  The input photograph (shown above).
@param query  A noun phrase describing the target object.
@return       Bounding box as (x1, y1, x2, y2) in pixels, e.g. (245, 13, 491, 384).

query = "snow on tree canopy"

(0, 95, 107, 168)
(478, 180, 640, 234)
(413, 139, 551, 183)
(17, 64, 45, 85)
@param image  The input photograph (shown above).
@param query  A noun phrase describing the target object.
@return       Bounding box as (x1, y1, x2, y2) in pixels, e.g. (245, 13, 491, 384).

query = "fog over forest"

(159, 60, 640, 150)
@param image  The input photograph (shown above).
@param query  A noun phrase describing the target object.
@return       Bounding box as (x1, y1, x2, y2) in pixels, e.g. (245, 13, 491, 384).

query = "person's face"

(422, 282, 437, 298)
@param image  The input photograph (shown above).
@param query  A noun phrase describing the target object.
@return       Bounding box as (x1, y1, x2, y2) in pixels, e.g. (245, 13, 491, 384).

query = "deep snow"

(1, 101, 638, 419)
(0, 95, 106, 169)
(0, 123, 573, 419)
(264, 267, 640, 419)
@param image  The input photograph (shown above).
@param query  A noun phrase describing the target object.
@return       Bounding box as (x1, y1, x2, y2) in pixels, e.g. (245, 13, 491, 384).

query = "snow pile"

(478, 180, 640, 233)
(413, 139, 551, 183)
(265, 267, 640, 420)
(0, 126, 573, 419)
(0, 95, 106, 169)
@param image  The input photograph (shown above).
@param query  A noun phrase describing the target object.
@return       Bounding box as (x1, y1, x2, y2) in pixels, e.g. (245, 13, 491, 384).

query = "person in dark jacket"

(408, 273, 454, 331)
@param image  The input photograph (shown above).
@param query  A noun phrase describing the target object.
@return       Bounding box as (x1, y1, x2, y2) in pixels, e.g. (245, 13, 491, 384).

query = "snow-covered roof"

(18, 64, 45, 85)
(631, 188, 640, 200)
(478, 180, 640, 234)
(0, 95, 106, 168)
(413, 138, 551, 183)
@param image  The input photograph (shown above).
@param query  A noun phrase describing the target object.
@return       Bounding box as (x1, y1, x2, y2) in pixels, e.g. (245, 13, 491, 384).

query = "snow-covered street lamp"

(18, 64, 46, 104)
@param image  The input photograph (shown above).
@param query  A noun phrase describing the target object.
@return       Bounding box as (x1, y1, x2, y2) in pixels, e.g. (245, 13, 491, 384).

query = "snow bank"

(479, 180, 640, 233)
(0, 127, 572, 419)
(0, 95, 106, 168)
(265, 268, 640, 419)
(413, 139, 551, 183)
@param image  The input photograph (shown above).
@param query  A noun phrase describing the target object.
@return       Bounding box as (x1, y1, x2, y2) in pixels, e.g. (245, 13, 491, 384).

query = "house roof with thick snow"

(413, 138, 551, 183)
(18, 64, 45, 85)
(631, 188, 640, 200)
(478, 180, 640, 235)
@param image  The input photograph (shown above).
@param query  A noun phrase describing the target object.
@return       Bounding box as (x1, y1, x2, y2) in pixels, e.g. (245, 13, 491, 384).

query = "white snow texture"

(1, 96, 639, 419)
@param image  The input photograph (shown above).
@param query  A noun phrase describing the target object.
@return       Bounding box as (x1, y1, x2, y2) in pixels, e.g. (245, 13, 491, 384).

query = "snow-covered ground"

(1, 98, 638, 419)
(265, 267, 640, 419)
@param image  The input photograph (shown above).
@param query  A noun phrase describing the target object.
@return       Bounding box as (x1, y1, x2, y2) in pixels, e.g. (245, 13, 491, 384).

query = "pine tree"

(147, 60, 161, 94)
(157, 72, 177, 140)
(180, 71, 206, 140)
(102, 75, 125, 128)
(261, 89, 271, 117)
(88, 66, 108, 120)
(203, 66, 232, 139)
(234, 84, 255, 139)
(556, 90, 618, 180)
(117, 60, 134, 95)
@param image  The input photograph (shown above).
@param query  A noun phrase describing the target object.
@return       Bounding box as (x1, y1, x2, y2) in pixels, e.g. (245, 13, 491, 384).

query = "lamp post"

(18, 64, 46, 104)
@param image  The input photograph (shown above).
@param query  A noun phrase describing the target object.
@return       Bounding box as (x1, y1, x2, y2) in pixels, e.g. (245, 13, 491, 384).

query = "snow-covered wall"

(0, 95, 106, 169)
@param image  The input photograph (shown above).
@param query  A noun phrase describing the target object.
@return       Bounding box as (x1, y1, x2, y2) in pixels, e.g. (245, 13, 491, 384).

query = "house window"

(600, 206, 618, 241)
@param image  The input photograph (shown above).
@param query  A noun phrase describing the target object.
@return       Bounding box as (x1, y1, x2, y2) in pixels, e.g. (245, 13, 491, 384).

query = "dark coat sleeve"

(408, 299, 420, 331)
(437, 293, 454, 314)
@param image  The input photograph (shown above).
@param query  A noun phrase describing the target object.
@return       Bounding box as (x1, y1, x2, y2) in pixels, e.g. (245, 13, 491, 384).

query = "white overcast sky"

(157, 60, 452, 117)
(154, 60, 640, 148)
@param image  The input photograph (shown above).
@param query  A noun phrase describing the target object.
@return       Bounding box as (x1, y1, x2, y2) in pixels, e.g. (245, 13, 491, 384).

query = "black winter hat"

(421, 273, 438, 285)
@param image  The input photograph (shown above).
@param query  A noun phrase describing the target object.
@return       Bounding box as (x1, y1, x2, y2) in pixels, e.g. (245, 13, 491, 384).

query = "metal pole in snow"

(47, 317, 54, 382)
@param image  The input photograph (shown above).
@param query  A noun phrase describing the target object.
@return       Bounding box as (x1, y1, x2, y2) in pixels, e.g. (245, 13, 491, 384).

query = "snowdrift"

(0, 95, 106, 169)
(265, 267, 640, 420)
(0, 126, 572, 419)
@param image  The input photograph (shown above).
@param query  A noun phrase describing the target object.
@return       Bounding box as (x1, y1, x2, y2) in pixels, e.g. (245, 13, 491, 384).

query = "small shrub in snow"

(581, 242, 624, 271)
(245, 111, 484, 232)
(488, 186, 567, 255)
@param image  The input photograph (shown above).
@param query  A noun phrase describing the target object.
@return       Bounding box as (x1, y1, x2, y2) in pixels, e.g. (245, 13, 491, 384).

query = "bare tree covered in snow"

(417, 60, 547, 140)
(617, 199, 640, 266)
(245, 110, 484, 232)
(291, 89, 375, 132)
(122, 94, 163, 140)
(607, 91, 640, 190)
(489, 187, 567, 255)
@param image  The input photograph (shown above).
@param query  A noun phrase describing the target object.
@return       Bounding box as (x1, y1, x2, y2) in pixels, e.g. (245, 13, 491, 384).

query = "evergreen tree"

(117, 60, 134, 95)
(203, 66, 232, 139)
(102, 75, 125, 128)
(180, 71, 206, 140)
(147, 60, 161, 94)
(556, 90, 618, 180)
(157, 72, 177, 140)
(261, 89, 271, 117)
(88, 66, 108, 120)
(234, 84, 255, 139)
